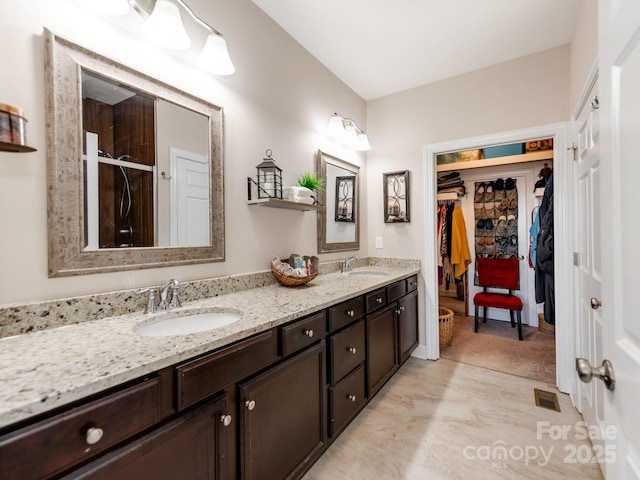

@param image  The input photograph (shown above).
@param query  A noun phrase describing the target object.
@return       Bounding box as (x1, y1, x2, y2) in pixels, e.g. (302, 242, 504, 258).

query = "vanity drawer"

(329, 319, 365, 384)
(406, 275, 418, 293)
(0, 377, 163, 480)
(386, 279, 407, 303)
(281, 311, 327, 357)
(330, 363, 366, 437)
(328, 296, 364, 331)
(177, 329, 278, 411)
(365, 287, 387, 313)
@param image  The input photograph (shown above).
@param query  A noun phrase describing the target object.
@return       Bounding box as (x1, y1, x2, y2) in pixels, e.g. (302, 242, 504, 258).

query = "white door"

(574, 77, 603, 455)
(580, 0, 640, 477)
(169, 148, 210, 247)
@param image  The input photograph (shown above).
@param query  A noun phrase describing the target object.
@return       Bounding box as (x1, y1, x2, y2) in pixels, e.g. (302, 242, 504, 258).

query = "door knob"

(576, 358, 615, 391)
(590, 297, 602, 310)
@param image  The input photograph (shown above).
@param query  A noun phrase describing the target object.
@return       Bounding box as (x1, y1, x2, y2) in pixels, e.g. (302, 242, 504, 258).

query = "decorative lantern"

(255, 149, 283, 199)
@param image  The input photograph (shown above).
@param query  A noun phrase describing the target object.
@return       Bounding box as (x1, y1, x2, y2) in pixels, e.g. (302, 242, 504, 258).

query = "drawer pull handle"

(85, 427, 104, 445)
(376, 298, 383, 304)
(245, 400, 256, 411)
(345, 309, 355, 317)
(304, 329, 314, 338)
(348, 347, 357, 354)
(221, 414, 233, 427)
(348, 394, 357, 402)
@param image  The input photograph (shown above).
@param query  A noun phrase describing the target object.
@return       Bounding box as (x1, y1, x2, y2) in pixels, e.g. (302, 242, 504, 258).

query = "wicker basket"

(438, 307, 455, 348)
(271, 265, 318, 286)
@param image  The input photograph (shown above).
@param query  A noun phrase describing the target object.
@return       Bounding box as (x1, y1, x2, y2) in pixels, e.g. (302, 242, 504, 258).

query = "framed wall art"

(383, 170, 410, 223)
(334, 175, 356, 222)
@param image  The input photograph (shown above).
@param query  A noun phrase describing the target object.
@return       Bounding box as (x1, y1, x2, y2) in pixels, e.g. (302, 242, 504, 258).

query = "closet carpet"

(439, 315, 556, 385)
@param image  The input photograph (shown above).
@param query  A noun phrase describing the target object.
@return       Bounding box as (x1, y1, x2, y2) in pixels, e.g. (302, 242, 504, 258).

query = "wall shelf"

(436, 149, 553, 173)
(0, 141, 36, 153)
(247, 197, 325, 211)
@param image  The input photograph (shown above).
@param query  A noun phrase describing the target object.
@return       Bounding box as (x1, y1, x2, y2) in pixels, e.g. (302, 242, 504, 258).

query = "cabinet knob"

(396, 309, 402, 315)
(220, 414, 233, 427)
(411, 281, 417, 287)
(304, 329, 314, 338)
(400, 306, 405, 311)
(348, 347, 357, 355)
(345, 309, 355, 317)
(348, 394, 357, 403)
(376, 298, 383, 304)
(85, 427, 104, 445)
(245, 400, 256, 411)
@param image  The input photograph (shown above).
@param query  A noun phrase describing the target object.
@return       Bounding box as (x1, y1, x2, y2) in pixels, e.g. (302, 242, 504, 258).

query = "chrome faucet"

(341, 256, 358, 273)
(138, 279, 190, 313)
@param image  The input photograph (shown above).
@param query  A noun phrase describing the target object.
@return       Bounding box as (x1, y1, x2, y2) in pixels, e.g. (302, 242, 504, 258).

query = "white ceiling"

(252, 0, 581, 100)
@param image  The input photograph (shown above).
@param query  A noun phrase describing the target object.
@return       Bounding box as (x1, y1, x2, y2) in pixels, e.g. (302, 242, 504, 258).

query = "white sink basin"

(134, 309, 242, 337)
(347, 270, 388, 278)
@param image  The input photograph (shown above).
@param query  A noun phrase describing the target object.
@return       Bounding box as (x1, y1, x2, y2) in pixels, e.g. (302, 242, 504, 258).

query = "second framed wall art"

(383, 170, 410, 223)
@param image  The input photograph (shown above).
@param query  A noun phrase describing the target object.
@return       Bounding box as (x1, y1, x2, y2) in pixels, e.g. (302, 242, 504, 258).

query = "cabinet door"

(240, 342, 325, 480)
(67, 394, 230, 480)
(398, 290, 419, 364)
(366, 304, 398, 397)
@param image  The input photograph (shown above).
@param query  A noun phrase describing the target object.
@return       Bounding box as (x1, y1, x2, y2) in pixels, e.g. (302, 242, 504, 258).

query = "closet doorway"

(424, 122, 575, 393)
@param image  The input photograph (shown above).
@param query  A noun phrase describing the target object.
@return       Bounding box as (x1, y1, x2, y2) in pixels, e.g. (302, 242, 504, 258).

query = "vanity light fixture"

(326, 113, 371, 151)
(125, 0, 235, 74)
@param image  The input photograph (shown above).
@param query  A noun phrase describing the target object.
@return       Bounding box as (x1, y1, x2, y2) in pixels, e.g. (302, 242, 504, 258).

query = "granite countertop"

(0, 263, 419, 430)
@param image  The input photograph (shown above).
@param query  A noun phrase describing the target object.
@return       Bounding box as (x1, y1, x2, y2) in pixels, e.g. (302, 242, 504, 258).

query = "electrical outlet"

(375, 236, 383, 249)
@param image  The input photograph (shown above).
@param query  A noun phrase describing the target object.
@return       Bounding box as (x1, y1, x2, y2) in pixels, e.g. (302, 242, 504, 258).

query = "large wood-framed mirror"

(45, 30, 225, 277)
(316, 150, 360, 253)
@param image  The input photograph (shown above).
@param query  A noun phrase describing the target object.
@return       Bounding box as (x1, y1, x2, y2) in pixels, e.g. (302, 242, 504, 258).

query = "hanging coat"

(450, 204, 472, 278)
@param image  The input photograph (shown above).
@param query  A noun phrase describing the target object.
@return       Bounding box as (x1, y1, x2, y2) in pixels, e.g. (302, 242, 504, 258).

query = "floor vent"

(534, 388, 561, 412)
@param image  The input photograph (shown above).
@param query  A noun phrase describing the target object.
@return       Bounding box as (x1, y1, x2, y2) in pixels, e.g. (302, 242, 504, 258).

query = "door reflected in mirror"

(82, 70, 210, 249)
(316, 151, 360, 253)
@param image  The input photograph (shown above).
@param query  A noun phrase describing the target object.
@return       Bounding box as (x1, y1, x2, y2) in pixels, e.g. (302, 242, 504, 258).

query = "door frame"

(423, 121, 574, 394)
(570, 57, 599, 415)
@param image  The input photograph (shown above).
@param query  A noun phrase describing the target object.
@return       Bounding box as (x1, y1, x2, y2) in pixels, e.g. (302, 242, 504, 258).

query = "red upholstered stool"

(473, 257, 523, 341)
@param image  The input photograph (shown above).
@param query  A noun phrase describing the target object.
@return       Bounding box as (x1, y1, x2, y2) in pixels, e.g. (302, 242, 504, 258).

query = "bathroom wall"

(364, 45, 571, 265)
(0, 0, 367, 306)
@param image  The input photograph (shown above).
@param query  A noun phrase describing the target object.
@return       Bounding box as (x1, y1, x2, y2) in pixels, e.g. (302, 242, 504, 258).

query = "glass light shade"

(342, 124, 358, 146)
(91, 0, 130, 15)
(143, 0, 191, 50)
(355, 133, 372, 151)
(198, 33, 235, 75)
(326, 114, 345, 139)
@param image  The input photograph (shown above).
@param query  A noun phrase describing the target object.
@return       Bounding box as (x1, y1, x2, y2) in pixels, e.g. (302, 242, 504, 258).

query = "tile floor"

(303, 357, 603, 480)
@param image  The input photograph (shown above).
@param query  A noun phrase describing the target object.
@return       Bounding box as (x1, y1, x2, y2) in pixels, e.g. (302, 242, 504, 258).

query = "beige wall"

(0, 0, 366, 305)
(569, 0, 598, 112)
(364, 45, 571, 262)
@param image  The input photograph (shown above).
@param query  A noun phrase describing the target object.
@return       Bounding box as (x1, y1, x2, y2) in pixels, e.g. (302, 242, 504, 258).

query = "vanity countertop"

(0, 263, 419, 430)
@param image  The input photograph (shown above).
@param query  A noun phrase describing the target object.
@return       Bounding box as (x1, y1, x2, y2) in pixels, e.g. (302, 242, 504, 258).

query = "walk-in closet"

(435, 140, 556, 384)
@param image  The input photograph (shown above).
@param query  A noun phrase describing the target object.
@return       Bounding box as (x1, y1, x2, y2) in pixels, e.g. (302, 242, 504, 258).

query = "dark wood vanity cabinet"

(239, 342, 326, 480)
(366, 304, 398, 397)
(0, 274, 419, 480)
(398, 288, 419, 364)
(66, 393, 230, 480)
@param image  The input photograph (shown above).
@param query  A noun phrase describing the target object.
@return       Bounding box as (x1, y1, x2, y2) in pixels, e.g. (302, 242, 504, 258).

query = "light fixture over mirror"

(83, 0, 235, 75)
(326, 113, 371, 151)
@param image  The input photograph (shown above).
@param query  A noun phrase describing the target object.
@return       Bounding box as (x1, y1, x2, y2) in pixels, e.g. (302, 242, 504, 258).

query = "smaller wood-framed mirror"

(317, 150, 360, 253)
(384, 170, 410, 223)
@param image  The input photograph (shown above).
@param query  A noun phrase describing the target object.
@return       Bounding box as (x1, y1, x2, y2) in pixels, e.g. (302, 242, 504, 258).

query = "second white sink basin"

(134, 309, 242, 337)
(347, 270, 388, 278)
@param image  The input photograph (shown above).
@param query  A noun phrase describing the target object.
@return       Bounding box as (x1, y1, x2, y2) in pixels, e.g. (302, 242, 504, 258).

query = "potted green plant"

(297, 172, 325, 193)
